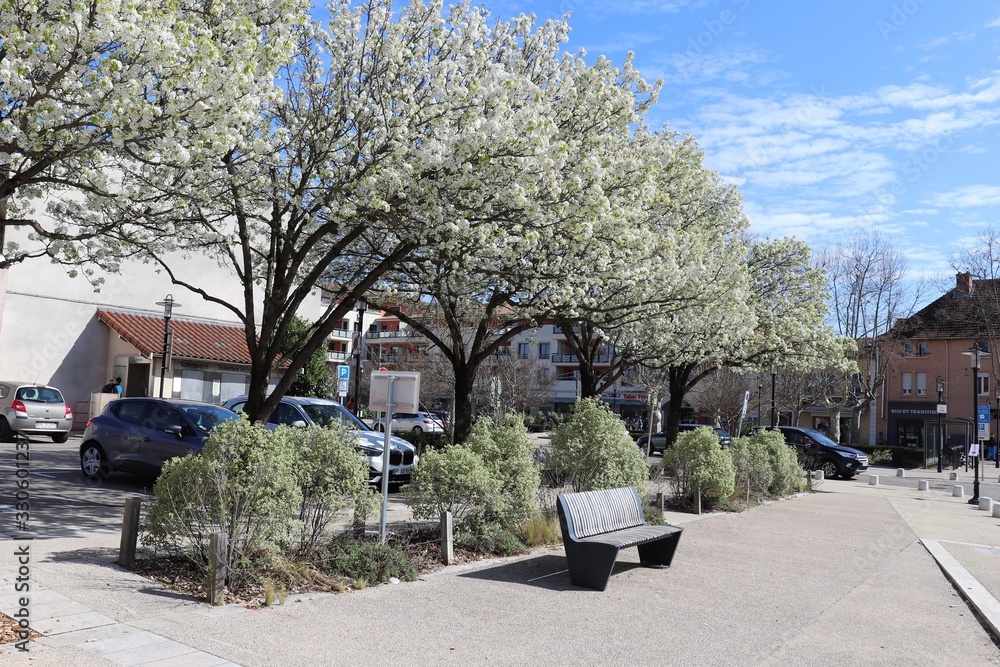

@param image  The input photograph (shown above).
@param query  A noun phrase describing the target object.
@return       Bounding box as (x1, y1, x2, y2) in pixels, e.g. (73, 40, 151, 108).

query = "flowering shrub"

(549, 398, 648, 492)
(665, 427, 735, 506)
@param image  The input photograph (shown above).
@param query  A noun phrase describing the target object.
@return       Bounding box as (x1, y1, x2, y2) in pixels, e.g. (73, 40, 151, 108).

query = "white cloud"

(902, 209, 940, 215)
(924, 185, 1000, 208)
(986, 17, 1000, 28)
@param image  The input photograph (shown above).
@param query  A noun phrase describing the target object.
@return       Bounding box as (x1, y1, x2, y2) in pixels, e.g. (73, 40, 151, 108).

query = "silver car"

(371, 411, 445, 434)
(222, 395, 418, 488)
(0, 381, 73, 443)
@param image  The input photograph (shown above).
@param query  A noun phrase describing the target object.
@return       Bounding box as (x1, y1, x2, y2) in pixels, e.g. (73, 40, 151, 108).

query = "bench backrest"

(558, 487, 645, 538)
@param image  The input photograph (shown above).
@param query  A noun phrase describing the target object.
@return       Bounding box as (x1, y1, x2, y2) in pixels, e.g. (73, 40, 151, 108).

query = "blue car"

(80, 398, 240, 479)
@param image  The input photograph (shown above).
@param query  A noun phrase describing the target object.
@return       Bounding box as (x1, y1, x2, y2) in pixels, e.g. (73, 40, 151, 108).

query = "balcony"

(326, 351, 350, 363)
(550, 353, 610, 365)
(328, 327, 352, 340)
(365, 329, 425, 341)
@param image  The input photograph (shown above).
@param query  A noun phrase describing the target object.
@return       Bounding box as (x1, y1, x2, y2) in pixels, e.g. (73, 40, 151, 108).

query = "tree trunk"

(828, 407, 843, 443)
(662, 364, 696, 450)
(450, 360, 480, 444)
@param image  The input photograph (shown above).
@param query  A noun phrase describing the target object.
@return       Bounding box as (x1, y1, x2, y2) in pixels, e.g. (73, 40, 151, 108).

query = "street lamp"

(352, 299, 367, 417)
(961, 343, 983, 504)
(936, 376, 945, 474)
(770, 366, 777, 428)
(154, 295, 179, 398)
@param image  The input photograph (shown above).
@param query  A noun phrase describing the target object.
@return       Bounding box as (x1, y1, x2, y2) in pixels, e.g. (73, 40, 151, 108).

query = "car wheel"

(52, 432, 69, 444)
(80, 443, 110, 479)
(0, 417, 14, 443)
(374, 424, 384, 432)
(820, 460, 840, 480)
(412, 426, 423, 434)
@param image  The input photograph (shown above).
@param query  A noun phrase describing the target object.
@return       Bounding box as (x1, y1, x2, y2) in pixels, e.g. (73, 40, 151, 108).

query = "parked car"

(80, 398, 240, 478)
(758, 426, 869, 479)
(371, 411, 445, 435)
(0, 381, 73, 443)
(222, 395, 418, 487)
(637, 424, 732, 455)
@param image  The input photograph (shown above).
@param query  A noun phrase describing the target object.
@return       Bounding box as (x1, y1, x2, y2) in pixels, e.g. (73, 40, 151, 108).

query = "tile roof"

(892, 279, 1000, 340)
(98, 310, 252, 365)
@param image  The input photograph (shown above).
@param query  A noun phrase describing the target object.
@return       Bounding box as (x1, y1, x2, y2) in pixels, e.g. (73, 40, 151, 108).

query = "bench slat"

(577, 524, 681, 549)
(561, 487, 644, 538)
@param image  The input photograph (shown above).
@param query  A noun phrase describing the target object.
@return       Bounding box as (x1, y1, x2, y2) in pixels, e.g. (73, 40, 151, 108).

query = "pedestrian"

(113, 377, 123, 396)
(100, 379, 116, 393)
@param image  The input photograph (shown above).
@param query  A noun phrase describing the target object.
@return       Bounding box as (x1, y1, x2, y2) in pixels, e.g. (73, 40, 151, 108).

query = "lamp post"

(155, 295, 179, 398)
(936, 376, 945, 474)
(352, 299, 367, 417)
(770, 366, 777, 428)
(961, 344, 983, 504)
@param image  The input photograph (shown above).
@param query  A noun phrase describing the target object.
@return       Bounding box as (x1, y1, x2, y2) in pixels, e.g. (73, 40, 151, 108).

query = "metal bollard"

(918, 480, 929, 491)
(952, 485, 965, 498)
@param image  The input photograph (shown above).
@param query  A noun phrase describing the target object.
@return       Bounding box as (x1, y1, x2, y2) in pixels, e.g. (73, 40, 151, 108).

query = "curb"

(920, 538, 1000, 642)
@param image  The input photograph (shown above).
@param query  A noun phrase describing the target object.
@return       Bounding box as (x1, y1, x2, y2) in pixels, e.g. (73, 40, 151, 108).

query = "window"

(918, 343, 928, 357)
(901, 373, 912, 395)
(538, 343, 550, 359)
(518, 343, 530, 359)
(916, 373, 927, 396)
(978, 374, 991, 396)
(902, 343, 913, 357)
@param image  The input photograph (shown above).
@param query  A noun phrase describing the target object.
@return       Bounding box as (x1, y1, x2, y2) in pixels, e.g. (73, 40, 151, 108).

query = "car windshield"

(302, 403, 370, 431)
(177, 405, 240, 433)
(803, 429, 839, 448)
(16, 386, 63, 403)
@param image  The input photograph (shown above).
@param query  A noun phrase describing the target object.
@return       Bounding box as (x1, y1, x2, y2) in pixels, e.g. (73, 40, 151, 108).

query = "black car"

(637, 424, 733, 455)
(760, 426, 869, 479)
(80, 398, 240, 479)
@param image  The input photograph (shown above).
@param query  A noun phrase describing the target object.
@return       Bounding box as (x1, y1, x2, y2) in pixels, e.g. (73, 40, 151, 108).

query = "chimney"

(956, 272, 973, 295)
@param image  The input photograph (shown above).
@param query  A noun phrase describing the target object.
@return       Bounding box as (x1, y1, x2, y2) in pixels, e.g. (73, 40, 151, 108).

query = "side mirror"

(291, 420, 308, 428)
(164, 425, 184, 439)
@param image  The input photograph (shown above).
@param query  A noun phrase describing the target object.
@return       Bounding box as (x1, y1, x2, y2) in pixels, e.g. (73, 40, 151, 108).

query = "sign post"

(336, 365, 350, 399)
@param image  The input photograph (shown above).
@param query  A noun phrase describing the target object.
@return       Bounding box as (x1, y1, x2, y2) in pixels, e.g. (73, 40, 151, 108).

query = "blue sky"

(484, 0, 1000, 281)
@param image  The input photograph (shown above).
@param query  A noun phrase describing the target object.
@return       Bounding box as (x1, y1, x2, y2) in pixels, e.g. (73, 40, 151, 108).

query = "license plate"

(35, 422, 56, 429)
(391, 466, 411, 477)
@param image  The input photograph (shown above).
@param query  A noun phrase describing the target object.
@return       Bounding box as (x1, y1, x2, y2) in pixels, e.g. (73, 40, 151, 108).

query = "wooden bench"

(557, 486, 682, 591)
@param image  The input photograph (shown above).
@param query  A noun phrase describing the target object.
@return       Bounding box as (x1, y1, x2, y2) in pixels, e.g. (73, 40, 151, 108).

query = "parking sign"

(337, 365, 350, 397)
(977, 404, 990, 441)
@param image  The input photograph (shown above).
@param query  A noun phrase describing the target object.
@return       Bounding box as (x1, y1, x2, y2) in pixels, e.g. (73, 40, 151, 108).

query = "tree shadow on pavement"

(457, 554, 646, 591)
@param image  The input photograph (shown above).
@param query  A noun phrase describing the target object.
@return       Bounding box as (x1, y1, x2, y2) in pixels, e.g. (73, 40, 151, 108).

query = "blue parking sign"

(337, 365, 350, 381)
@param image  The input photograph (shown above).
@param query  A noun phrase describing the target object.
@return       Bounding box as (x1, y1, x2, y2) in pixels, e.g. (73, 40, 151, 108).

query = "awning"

(98, 309, 253, 365)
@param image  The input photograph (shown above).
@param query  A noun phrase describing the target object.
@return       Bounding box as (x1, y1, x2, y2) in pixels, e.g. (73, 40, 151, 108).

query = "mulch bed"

(132, 530, 488, 608)
(0, 612, 40, 646)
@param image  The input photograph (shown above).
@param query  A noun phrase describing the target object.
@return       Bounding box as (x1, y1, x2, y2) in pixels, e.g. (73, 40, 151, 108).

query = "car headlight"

(842, 452, 856, 459)
(359, 445, 382, 457)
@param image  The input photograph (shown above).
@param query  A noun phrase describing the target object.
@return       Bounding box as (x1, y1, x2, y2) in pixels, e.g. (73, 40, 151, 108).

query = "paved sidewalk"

(2, 468, 1000, 665)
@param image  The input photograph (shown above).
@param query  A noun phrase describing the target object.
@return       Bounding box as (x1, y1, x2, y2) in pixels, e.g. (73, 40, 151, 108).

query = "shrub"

(549, 397, 648, 492)
(319, 538, 418, 583)
(459, 525, 526, 557)
(466, 414, 541, 526)
(143, 420, 301, 580)
(759, 430, 803, 495)
(289, 424, 373, 555)
(664, 427, 735, 507)
(729, 433, 773, 500)
(403, 445, 501, 528)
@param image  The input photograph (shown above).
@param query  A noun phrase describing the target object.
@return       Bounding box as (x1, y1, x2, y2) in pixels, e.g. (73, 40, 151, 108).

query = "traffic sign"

(337, 365, 350, 380)
(977, 404, 990, 441)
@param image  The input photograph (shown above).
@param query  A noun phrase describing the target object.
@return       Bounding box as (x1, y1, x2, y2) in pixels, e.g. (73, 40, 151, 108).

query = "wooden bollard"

(440, 511, 454, 565)
(208, 533, 227, 606)
(655, 492, 666, 512)
(118, 498, 142, 568)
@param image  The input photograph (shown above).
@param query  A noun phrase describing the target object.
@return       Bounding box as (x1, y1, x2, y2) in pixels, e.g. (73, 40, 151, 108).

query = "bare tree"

(695, 370, 754, 434)
(473, 350, 556, 420)
(813, 229, 923, 442)
(952, 225, 1000, 392)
